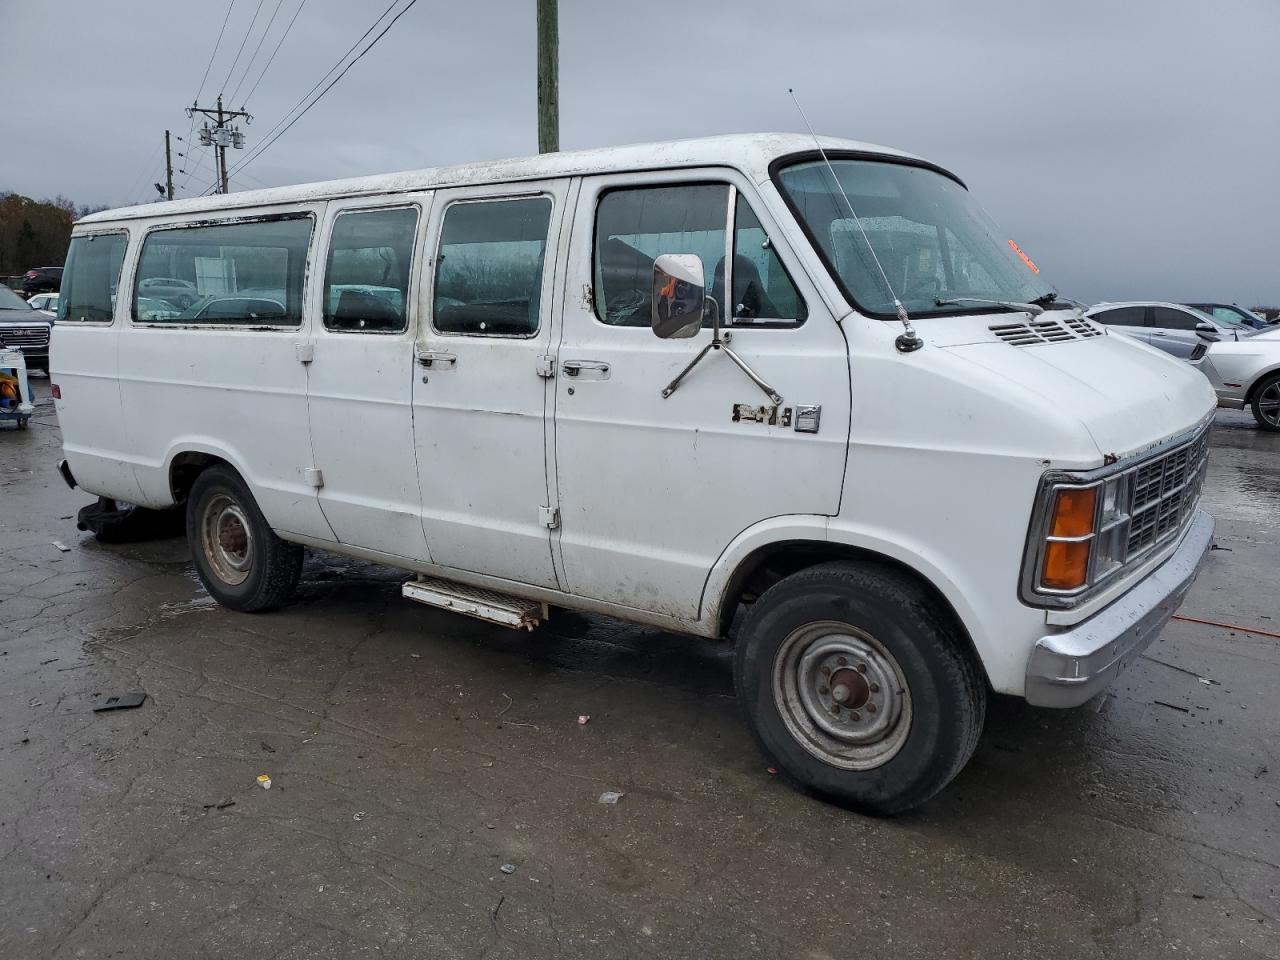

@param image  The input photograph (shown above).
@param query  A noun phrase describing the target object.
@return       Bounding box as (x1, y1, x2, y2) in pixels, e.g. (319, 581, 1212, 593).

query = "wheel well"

(1245, 368, 1280, 405)
(169, 452, 231, 504)
(716, 541, 984, 677)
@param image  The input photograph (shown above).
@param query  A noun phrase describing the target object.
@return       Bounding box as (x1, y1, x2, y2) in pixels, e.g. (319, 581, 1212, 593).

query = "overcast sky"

(3, 0, 1277, 304)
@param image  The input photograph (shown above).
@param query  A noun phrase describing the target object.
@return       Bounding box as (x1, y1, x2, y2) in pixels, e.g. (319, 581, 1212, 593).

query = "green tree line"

(0, 193, 108, 276)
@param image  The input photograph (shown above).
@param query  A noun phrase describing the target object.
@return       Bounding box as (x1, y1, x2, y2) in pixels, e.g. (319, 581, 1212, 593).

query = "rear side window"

(1092, 306, 1146, 327)
(134, 215, 313, 326)
(323, 207, 419, 333)
(1151, 307, 1196, 331)
(432, 197, 552, 337)
(58, 232, 127, 323)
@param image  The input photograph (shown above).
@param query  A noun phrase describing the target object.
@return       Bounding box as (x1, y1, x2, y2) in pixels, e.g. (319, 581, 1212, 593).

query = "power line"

(220, 0, 267, 96)
(195, 0, 238, 107)
(229, 0, 287, 105)
(225, 0, 401, 174)
(241, 0, 308, 107)
(220, 0, 420, 189)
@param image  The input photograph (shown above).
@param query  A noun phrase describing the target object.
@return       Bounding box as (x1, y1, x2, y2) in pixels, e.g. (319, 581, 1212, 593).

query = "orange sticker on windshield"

(1008, 239, 1040, 274)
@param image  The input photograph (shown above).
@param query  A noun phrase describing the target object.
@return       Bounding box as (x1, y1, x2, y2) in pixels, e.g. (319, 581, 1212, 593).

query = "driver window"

(592, 183, 805, 328)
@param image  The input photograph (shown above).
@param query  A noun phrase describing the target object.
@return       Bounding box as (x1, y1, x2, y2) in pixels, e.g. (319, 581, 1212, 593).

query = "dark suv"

(20, 266, 63, 295)
(0, 284, 52, 371)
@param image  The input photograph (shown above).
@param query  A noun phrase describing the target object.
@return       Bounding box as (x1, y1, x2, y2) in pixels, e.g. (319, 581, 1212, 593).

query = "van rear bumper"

(1024, 509, 1214, 708)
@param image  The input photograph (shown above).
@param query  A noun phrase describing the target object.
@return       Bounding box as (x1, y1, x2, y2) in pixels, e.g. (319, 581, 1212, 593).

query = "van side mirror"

(651, 253, 705, 339)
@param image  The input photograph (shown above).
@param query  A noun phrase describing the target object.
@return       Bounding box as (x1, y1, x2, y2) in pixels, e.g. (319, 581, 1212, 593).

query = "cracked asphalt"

(1, 382, 1277, 959)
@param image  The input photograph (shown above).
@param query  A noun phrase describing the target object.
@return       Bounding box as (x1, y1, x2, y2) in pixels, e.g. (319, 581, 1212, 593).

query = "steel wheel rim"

(1258, 382, 1280, 426)
(201, 494, 253, 586)
(772, 621, 912, 771)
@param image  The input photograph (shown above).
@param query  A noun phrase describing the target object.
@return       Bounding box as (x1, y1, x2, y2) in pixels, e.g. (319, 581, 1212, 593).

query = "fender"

(698, 514, 1042, 695)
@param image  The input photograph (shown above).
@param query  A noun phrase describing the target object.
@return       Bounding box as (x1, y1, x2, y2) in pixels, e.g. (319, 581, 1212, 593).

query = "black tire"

(185, 465, 303, 612)
(734, 561, 986, 816)
(1249, 372, 1280, 432)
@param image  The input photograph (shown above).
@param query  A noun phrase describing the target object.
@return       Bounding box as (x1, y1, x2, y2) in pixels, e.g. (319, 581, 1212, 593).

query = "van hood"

(940, 326, 1215, 461)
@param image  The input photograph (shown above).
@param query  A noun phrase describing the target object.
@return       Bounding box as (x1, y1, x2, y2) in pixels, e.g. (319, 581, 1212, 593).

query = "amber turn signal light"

(1042, 540, 1091, 590)
(1048, 487, 1097, 539)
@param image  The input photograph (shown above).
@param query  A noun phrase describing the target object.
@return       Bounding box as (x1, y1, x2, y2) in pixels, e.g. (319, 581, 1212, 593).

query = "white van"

(52, 134, 1216, 813)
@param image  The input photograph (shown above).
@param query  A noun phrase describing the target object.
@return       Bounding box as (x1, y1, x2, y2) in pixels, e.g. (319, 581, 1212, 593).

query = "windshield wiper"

(935, 297, 1045, 317)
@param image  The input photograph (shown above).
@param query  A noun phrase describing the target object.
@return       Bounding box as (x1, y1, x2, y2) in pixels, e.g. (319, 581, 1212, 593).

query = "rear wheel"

(1250, 373, 1280, 432)
(734, 561, 986, 815)
(186, 466, 302, 612)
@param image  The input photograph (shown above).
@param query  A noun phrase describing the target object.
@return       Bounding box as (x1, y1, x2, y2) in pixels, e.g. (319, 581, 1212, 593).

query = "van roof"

(79, 133, 940, 225)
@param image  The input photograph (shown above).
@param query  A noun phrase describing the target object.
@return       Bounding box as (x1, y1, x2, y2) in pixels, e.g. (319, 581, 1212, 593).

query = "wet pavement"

(1, 383, 1277, 959)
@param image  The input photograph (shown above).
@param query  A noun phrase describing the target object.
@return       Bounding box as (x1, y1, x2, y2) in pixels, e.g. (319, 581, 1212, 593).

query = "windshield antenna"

(788, 88, 922, 354)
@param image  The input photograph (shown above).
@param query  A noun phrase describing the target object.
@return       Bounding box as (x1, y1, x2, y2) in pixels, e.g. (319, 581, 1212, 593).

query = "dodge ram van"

(52, 134, 1217, 813)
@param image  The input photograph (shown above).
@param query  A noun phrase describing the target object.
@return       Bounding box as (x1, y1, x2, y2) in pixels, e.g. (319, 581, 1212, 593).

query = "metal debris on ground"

(92, 692, 146, 712)
(499, 863, 516, 875)
(598, 791, 624, 805)
(1154, 700, 1191, 714)
(257, 774, 272, 790)
(51, 540, 70, 552)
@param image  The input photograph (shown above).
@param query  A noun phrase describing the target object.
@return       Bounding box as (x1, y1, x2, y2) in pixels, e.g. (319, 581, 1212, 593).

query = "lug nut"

(820, 666, 831, 677)
(867, 703, 877, 714)
(851, 711, 861, 721)
(857, 663, 867, 673)
(818, 686, 829, 696)
(837, 657, 848, 667)
(869, 683, 880, 694)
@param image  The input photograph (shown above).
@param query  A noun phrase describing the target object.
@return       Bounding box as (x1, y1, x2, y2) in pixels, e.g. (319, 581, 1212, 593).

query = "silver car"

(1201, 326, 1280, 431)
(1085, 301, 1244, 361)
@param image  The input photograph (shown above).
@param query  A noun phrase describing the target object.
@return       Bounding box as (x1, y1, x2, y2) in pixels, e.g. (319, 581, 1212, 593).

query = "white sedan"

(1202, 326, 1280, 430)
(27, 292, 58, 317)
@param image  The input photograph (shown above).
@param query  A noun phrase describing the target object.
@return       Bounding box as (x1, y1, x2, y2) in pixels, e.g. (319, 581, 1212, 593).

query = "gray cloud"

(3, 0, 1277, 303)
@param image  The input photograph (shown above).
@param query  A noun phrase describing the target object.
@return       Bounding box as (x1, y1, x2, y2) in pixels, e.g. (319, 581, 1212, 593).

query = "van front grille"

(1124, 429, 1209, 562)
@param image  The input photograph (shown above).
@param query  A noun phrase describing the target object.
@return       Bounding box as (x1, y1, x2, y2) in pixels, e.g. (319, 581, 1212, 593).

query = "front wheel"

(1250, 373, 1280, 432)
(186, 466, 303, 612)
(734, 561, 986, 815)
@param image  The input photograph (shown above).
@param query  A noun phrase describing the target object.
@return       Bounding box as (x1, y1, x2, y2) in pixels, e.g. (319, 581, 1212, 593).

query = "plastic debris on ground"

(257, 774, 272, 790)
(353, 811, 366, 822)
(92, 693, 146, 712)
(51, 541, 70, 553)
(598, 791, 624, 805)
(499, 863, 516, 875)
(577, 715, 590, 725)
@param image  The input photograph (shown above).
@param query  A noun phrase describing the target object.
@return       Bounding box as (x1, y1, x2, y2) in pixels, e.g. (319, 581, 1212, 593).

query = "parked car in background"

(1085, 301, 1242, 360)
(0, 284, 52, 371)
(1185, 302, 1270, 331)
(27, 292, 59, 316)
(1201, 326, 1280, 430)
(1252, 306, 1280, 324)
(20, 266, 63, 295)
(136, 276, 199, 309)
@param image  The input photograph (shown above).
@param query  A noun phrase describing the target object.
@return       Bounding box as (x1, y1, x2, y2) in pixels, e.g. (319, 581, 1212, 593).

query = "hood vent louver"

(989, 316, 1104, 346)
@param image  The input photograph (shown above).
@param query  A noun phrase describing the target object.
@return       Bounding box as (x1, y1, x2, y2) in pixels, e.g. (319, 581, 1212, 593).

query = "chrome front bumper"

(1024, 509, 1215, 707)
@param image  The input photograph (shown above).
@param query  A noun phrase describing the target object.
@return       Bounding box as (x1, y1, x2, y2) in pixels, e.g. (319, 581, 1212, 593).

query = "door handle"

(562, 360, 610, 380)
(1152, 331, 1166, 337)
(416, 351, 457, 369)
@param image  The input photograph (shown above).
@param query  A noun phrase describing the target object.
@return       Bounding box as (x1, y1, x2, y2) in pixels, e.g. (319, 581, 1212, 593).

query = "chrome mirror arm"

(660, 330, 783, 405)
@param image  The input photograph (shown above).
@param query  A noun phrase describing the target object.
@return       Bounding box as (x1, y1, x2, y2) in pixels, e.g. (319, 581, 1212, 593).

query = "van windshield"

(775, 157, 1056, 318)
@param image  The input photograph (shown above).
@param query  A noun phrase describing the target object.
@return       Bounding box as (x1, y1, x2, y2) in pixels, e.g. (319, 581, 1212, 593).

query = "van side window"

(323, 207, 418, 333)
(432, 197, 552, 337)
(133, 215, 313, 326)
(730, 194, 806, 326)
(594, 183, 728, 326)
(58, 232, 127, 323)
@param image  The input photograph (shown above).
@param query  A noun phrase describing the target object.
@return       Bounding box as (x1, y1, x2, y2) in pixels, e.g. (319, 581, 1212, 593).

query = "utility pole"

(163, 130, 174, 200)
(536, 0, 558, 153)
(188, 95, 251, 194)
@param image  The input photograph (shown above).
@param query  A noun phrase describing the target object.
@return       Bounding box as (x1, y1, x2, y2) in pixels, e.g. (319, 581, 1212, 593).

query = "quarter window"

(432, 197, 552, 337)
(58, 232, 127, 323)
(1092, 306, 1146, 327)
(134, 215, 313, 326)
(323, 207, 418, 333)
